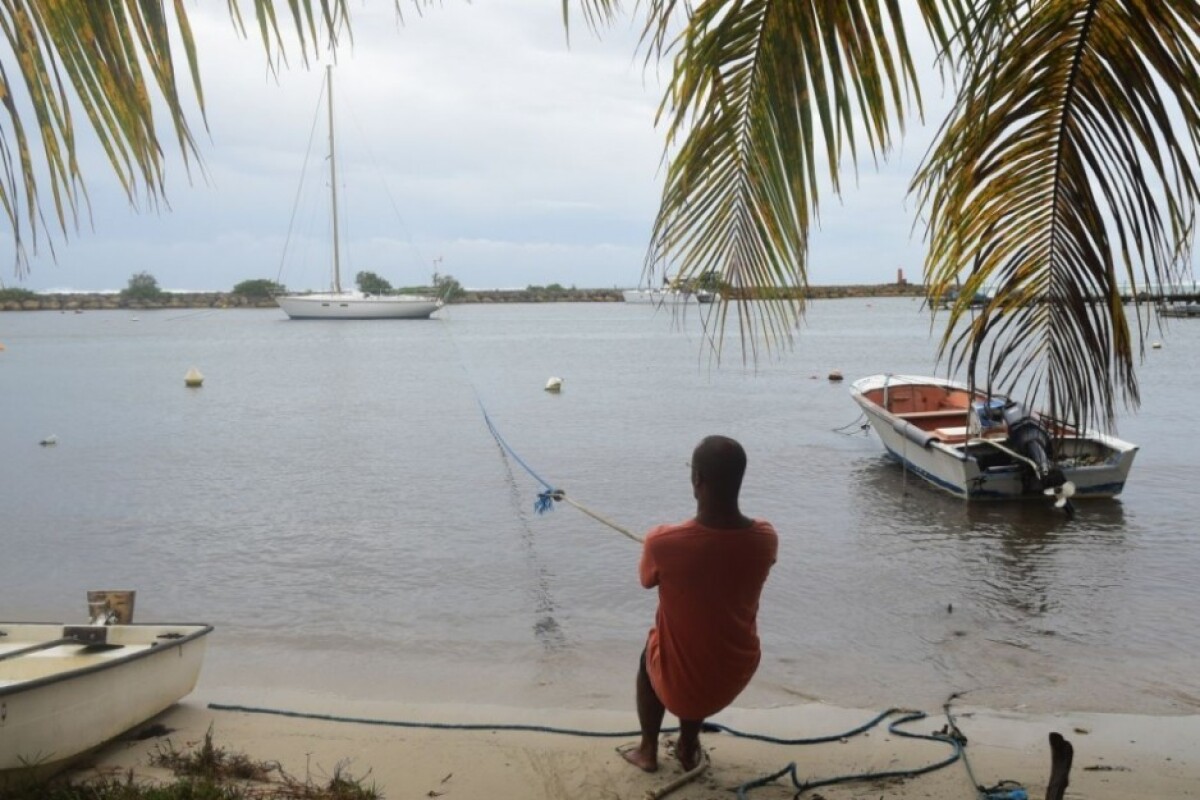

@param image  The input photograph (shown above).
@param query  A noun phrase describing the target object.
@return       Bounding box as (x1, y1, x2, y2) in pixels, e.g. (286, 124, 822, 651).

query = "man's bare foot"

(674, 740, 702, 772)
(618, 743, 659, 773)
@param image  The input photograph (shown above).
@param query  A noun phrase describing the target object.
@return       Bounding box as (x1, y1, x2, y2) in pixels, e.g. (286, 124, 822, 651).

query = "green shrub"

(355, 271, 393, 294)
(232, 279, 285, 297)
(0, 287, 38, 302)
(121, 272, 163, 300)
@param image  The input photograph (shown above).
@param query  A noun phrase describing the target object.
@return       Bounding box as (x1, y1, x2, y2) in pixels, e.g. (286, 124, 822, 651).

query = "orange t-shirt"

(640, 518, 778, 720)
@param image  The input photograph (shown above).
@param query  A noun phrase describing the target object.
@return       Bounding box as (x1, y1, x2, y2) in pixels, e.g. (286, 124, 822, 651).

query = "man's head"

(691, 435, 747, 505)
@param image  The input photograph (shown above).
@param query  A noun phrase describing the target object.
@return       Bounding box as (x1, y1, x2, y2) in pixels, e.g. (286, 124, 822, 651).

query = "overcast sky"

(2, 3, 945, 293)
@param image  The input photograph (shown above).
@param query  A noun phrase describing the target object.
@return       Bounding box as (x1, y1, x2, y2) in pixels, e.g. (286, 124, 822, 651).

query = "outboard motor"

(1001, 402, 1065, 493)
(971, 398, 1007, 433)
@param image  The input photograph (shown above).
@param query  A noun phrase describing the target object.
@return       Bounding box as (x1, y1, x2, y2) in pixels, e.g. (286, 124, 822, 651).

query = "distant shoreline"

(0, 284, 924, 311)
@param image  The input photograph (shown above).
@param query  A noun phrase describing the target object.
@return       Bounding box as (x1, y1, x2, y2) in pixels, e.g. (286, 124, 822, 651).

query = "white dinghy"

(0, 592, 211, 785)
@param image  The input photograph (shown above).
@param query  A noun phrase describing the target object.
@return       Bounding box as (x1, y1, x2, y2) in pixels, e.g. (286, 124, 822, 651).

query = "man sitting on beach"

(621, 435, 778, 773)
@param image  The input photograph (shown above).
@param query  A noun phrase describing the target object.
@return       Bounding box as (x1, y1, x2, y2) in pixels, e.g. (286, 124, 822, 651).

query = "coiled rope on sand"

(207, 703, 966, 799)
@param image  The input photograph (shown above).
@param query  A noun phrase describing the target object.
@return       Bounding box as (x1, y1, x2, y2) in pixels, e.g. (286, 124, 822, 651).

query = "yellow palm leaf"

(915, 0, 1200, 431)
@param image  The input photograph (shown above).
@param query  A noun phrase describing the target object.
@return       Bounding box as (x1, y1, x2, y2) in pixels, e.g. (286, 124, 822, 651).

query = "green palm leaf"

(0, 0, 355, 276)
(639, 0, 937, 356)
(916, 0, 1200, 432)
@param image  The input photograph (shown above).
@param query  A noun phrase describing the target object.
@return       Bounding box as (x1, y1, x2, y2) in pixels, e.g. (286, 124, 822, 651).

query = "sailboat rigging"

(275, 66, 443, 320)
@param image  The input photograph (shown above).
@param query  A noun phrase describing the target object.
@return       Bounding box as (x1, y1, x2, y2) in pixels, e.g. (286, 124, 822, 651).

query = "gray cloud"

(5, 2, 940, 293)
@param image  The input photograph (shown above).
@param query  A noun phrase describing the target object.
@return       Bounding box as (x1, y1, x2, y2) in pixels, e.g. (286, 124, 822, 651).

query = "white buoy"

(1152, 341, 1163, 349)
(184, 367, 204, 388)
(39, 435, 58, 446)
(545, 377, 563, 392)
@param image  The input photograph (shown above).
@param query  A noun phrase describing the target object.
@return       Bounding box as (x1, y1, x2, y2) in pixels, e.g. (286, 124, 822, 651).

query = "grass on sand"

(0, 727, 380, 800)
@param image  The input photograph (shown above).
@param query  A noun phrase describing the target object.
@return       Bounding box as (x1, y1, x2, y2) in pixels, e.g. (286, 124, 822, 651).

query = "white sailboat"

(276, 66, 443, 321)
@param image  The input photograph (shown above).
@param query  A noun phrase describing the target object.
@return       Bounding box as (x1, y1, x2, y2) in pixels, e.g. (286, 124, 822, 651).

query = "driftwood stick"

(645, 749, 710, 800)
(1046, 732, 1074, 800)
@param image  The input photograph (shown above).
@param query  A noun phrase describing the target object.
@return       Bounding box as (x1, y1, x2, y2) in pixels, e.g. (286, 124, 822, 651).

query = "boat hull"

(276, 292, 442, 320)
(1159, 301, 1200, 318)
(850, 374, 1138, 501)
(0, 623, 212, 783)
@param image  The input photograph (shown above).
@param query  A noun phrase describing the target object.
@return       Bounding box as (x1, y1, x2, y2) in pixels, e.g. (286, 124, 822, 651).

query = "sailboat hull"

(276, 292, 442, 320)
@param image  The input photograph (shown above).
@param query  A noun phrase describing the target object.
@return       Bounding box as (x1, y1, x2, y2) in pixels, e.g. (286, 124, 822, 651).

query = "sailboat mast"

(327, 65, 343, 293)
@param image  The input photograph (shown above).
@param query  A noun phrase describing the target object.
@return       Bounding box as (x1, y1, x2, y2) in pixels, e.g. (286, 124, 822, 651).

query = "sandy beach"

(73, 691, 1199, 799)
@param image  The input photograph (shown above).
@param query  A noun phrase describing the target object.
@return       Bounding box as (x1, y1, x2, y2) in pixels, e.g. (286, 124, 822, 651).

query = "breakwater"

(1, 283, 925, 312)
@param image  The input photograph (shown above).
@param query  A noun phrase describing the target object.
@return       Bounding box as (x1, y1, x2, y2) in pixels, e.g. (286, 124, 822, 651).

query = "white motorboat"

(276, 66, 442, 321)
(0, 609, 211, 784)
(850, 374, 1138, 505)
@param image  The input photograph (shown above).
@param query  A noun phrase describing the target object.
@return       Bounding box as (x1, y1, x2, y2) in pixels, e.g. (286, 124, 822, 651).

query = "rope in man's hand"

(538, 488, 644, 544)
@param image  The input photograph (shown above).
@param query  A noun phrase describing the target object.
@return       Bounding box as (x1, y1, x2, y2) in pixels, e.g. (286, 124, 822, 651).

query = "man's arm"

(639, 534, 660, 588)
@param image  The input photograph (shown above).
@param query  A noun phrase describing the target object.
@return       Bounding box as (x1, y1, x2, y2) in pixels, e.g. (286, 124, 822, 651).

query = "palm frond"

(562, 0, 620, 38)
(915, 0, 1200, 432)
(641, 0, 936, 355)
(0, 0, 361, 277)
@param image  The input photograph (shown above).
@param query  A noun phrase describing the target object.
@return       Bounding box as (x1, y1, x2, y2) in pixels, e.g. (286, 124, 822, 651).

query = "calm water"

(2, 299, 1198, 716)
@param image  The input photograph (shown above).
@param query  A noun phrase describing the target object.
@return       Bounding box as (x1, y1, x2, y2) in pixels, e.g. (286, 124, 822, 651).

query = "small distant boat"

(1159, 301, 1200, 318)
(851, 374, 1138, 504)
(940, 286, 991, 309)
(622, 288, 717, 305)
(0, 595, 211, 784)
(275, 66, 442, 321)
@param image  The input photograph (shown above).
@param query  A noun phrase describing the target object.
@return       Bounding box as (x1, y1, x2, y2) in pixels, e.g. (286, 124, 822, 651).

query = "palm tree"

(0, 1, 349, 268)
(629, 0, 1200, 434)
(2, 1, 1197, 434)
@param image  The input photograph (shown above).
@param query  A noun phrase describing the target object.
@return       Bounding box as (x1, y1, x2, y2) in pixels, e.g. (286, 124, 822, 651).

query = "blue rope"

(720, 708, 963, 799)
(476, 399, 561, 514)
(438, 315, 563, 516)
(208, 702, 667, 737)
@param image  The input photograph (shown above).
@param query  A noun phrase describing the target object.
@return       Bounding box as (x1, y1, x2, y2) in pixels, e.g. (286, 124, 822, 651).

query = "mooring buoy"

(184, 367, 204, 388)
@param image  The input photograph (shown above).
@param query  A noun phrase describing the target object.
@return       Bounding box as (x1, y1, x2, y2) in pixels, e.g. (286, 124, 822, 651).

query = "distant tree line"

(117, 273, 288, 300)
(10, 271, 469, 302)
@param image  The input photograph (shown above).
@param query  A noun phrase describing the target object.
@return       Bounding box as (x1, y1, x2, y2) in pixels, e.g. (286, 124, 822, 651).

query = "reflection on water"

(829, 450, 1193, 713)
(498, 445, 569, 654)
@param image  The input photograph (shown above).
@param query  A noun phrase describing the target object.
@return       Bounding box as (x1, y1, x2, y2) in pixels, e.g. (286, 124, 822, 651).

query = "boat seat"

(933, 426, 1008, 444)
(895, 410, 969, 420)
